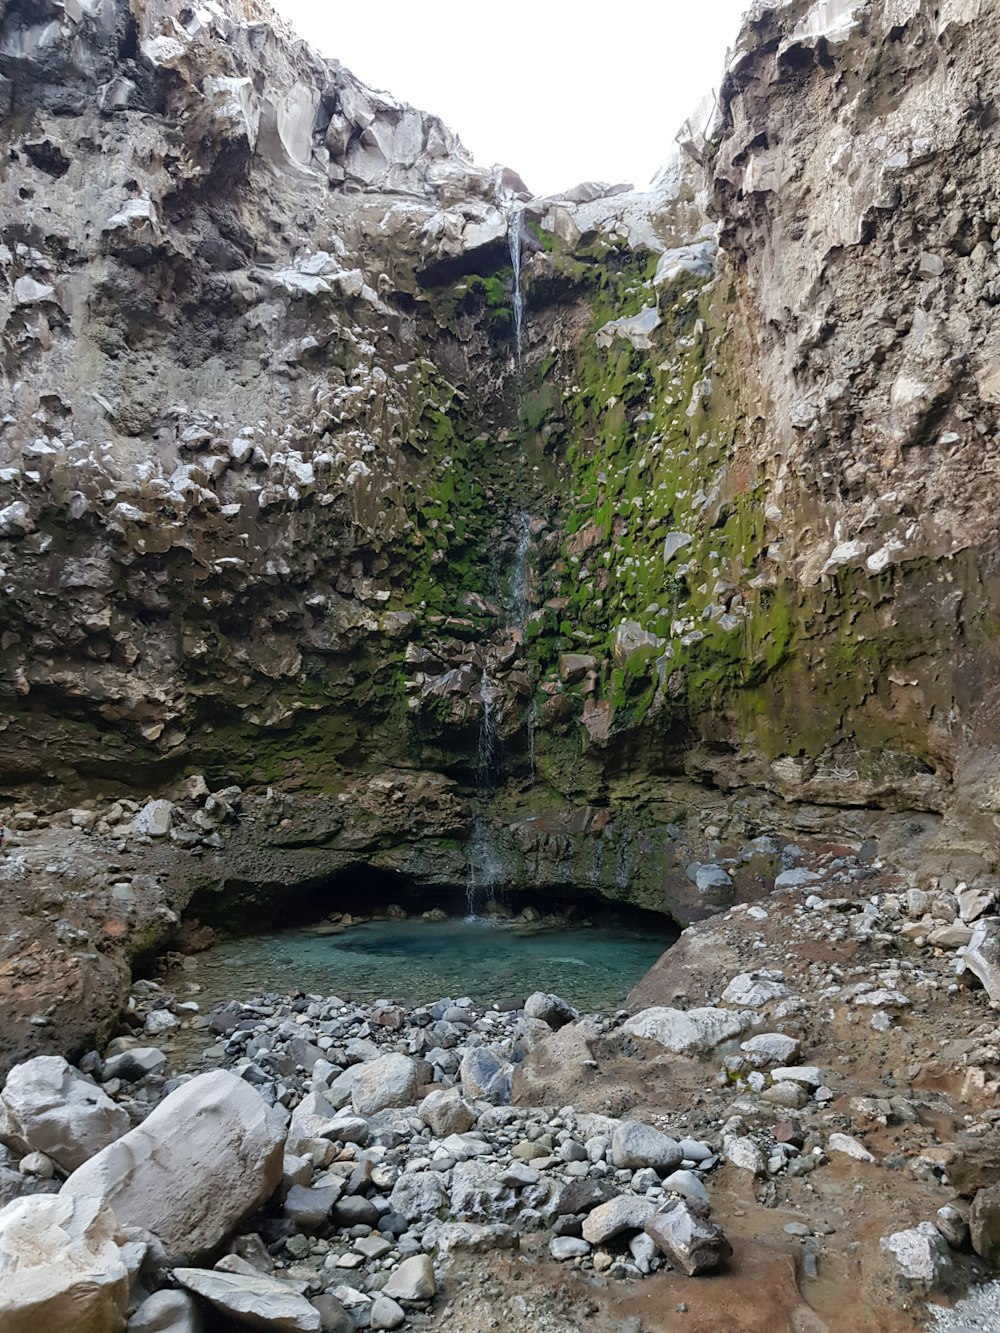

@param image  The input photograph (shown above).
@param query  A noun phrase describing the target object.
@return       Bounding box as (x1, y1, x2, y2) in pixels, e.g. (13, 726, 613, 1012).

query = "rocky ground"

(2, 840, 1000, 1331)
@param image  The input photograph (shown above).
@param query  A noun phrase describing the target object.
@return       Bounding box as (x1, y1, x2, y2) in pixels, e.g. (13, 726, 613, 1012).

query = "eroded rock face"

(60, 1070, 285, 1259)
(4, 0, 1000, 1078)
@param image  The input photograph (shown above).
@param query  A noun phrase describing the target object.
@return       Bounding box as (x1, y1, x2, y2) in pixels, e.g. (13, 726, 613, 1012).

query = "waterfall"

(475, 669, 499, 788)
(464, 203, 531, 916)
(510, 510, 532, 632)
(508, 204, 525, 373)
(467, 670, 505, 918)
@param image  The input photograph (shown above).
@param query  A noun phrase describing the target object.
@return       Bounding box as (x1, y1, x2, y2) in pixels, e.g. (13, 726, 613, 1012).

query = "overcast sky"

(270, 0, 750, 196)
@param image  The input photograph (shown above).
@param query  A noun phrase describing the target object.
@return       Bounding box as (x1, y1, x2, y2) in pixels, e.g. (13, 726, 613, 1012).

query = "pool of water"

(172, 917, 674, 1016)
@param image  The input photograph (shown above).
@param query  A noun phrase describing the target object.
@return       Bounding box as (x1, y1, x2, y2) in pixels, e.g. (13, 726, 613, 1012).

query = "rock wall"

(2, 0, 999, 955)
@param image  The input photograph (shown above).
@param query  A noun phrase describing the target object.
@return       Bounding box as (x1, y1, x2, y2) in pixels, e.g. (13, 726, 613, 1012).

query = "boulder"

(970, 1184, 1000, 1268)
(723, 1136, 766, 1175)
(581, 1195, 656, 1244)
(103, 1048, 168, 1084)
(309, 1294, 352, 1333)
(740, 1033, 801, 1066)
(523, 993, 579, 1030)
(174, 1268, 320, 1331)
(0, 1193, 129, 1332)
(622, 1007, 752, 1056)
(611, 1121, 683, 1172)
(0, 1056, 130, 1172)
(720, 972, 789, 1008)
(388, 1170, 449, 1223)
(286, 1090, 337, 1156)
(449, 1159, 551, 1223)
(416, 1087, 474, 1137)
(827, 1132, 875, 1163)
(645, 1199, 732, 1275)
(426, 1221, 519, 1255)
(382, 1253, 436, 1303)
(663, 1169, 710, 1204)
(370, 1296, 406, 1330)
(460, 1047, 513, 1103)
(127, 1290, 203, 1332)
(351, 1054, 420, 1114)
(61, 1070, 284, 1259)
(961, 918, 1000, 1000)
(550, 1235, 591, 1260)
(284, 1183, 340, 1232)
(132, 800, 174, 838)
(880, 1222, 955, 1292)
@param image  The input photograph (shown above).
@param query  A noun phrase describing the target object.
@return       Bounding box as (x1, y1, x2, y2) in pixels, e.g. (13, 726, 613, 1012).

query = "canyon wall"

(1, 0, 999, 945)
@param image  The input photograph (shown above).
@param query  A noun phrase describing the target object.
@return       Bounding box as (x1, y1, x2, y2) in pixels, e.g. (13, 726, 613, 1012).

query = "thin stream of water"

(466, 204, 533, 914)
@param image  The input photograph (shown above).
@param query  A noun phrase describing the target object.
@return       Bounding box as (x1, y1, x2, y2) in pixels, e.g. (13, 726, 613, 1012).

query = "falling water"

(475, 670, 499, 788)
(508, 205, 525, 372)
(510, 510, 532, 631)
(467, 670, 506, 917)
(526, 699, 539, 783)
(465, 205, 531, 913)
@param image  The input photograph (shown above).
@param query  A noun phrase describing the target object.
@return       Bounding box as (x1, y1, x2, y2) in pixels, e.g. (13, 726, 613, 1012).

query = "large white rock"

(581, 1195, 656, 1244)
(174, 1267, 320, 1331)
(351, 1054, 421, 1114)
(0, 1193, 129, 1333)
(131, 799, 174, 838)
(0, 1056, 130, 1172)
(961, 917, 1000, 1000)
(622, 1006, 752, 1055)
(61, 1070, 284, 1259)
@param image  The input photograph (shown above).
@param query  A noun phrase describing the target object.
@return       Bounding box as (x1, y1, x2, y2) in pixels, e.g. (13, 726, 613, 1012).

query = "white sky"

(270, 0, 750, 196)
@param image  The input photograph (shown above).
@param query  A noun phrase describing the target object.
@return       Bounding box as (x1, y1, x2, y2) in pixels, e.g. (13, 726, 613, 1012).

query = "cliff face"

(1, 0, 999, 950)
(706, 0, 1000, 854)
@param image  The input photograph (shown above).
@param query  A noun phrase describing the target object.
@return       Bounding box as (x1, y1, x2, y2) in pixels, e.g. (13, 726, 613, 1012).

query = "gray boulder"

(611, 1121, 683, 1172)
(174, 1268, 320, 1331)
(417, 1087, 474, 1137)
(382, 1253, 436, 1303)
(523, 993, 579, 1030)
(370, 1295, 406, 1330)
(645, 1199, 732, 1274)
(970, 1184, 1000, 1268)
(127, 1289, 203, 1332)
(581, 1195, 656, 1244)
(61, 1070, 285, 1260)
(351, 1054, 420, 1115)
(389, 1170, 449, 1223)
(132, 799, 174, 838)
(663, 1169, 710, 1204)
(426, 1221, 519, 1255)
(449, 1159, 552, 1223)
(286, 1091, 337, 1156)
(459, 1047, 512, 1104)
(550, 1235, 591, 1260)
(284, 1183, 340, 1232)
(0, 1055, 130, 1172)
